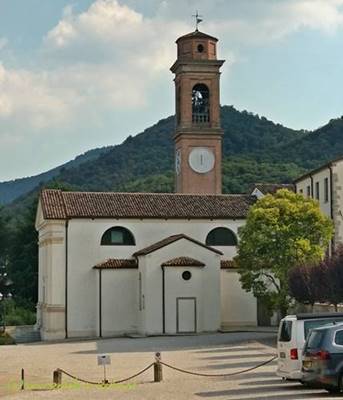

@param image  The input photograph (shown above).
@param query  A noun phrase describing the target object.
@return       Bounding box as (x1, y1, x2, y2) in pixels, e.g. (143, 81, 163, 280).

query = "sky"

(1, 0, 343, 181)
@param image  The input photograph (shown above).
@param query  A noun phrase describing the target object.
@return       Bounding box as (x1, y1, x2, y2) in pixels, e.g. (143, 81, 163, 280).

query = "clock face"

(175, 149, 181, 175)
(188, 147, 215, 174)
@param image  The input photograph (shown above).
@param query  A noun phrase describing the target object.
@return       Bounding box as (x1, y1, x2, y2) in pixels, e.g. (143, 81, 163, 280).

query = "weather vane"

(192, 10, 203, 31)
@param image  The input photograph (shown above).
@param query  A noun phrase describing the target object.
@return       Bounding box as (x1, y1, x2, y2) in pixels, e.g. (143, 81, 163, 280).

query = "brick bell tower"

(171, 29, 225, 194)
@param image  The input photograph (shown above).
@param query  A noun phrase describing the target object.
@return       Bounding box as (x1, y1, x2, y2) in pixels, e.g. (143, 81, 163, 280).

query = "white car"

(276, 313, 343, 380)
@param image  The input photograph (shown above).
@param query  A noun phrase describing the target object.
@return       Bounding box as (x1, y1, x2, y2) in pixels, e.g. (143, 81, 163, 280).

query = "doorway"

(176, 297, 197, 333)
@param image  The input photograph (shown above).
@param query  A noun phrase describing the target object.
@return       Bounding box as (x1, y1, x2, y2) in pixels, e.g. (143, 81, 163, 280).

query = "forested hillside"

(16, 106, 308, 197)
(2, 105, 343, 207)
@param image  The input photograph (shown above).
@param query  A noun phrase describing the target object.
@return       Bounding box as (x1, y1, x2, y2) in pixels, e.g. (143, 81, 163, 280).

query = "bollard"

(154, 362, 163, 382)
(21, 368, 24, 390)
(154, 352, 163, 382)
(53, 369, 62, 387)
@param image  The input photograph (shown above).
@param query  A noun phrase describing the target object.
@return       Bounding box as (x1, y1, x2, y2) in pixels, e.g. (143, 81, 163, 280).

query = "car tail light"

(316, 350, 331, 360)
(290, 348, 298, 360)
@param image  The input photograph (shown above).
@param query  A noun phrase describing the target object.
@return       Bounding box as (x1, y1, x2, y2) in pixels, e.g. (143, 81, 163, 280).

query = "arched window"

(206, 228, 237, 246)
(101, 227, 135, 246)
(192, 84, 210, 124)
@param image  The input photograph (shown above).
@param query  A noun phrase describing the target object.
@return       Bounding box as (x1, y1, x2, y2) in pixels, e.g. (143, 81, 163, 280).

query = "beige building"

(294, 157, 343, 248)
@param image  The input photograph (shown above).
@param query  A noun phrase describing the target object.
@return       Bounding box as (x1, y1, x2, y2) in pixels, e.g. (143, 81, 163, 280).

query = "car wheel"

(339, 373, 343, 393)
(326, 386, 340, 394)
(325, 376, 342, 394)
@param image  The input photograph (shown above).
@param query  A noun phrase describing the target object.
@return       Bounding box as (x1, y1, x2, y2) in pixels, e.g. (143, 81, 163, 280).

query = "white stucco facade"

(36, 205, 257, 341)
(295, 158, 343, 248)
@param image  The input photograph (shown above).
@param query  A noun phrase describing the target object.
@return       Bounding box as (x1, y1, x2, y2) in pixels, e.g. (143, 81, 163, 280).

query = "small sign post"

(97, 354, 111, 384)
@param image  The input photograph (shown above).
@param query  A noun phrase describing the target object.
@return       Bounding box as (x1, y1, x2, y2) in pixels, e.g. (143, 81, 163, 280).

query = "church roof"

(133, 234, 223, 256)
(161, 256, 205, 267)
(176, 30, 218, 43)
(251, 183, 295, 195)
(93, 259, 138, 269)
(40, 190, 255, 220)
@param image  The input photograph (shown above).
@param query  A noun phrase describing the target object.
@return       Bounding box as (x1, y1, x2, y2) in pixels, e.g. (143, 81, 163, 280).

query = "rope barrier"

(57, 363, 155, 386)
(111, 363, 155, 384)
(56, 353, 277, 386)
(160, 355, 277, 377)
(57, 369, 101, 385)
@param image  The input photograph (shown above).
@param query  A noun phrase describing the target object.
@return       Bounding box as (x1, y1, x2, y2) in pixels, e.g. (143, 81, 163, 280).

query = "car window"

(306, 330, 324, 349)
(279, 321, 292, 342)
(304, 318, 343, 339)
(335, 330, 343, 345)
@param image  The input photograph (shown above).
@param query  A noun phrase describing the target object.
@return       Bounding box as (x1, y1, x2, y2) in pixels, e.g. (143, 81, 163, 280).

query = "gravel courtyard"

(0, 331, 339, 399)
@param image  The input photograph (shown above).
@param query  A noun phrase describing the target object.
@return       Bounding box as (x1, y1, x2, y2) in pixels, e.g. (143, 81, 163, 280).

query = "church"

(35, 29, 258, 340)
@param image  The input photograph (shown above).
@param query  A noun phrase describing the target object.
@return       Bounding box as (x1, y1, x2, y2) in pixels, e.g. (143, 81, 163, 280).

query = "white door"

(177, 297, 196, 333)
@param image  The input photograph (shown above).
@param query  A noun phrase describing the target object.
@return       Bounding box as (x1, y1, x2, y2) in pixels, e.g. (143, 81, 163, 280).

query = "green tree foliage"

(325, 245, 343, 311)
(288, 262, 328, 309)
(0, 207, 8, 257)
(236, 189, 333, 316)
(117, 172, 174, 193)
(288, 245, 343, 312)
(7, 200, 38, 309)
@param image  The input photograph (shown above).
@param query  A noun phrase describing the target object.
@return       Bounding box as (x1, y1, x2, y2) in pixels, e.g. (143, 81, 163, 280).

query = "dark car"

(302, 323, 343, 393)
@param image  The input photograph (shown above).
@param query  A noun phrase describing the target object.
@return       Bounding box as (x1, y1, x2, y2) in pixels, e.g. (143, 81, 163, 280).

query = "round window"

(182, 271, 192, 281)
(197, 44, 204, 53)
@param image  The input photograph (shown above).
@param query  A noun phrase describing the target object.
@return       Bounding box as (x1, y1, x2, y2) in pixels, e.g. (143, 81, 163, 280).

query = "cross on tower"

(192, 11, 203, 31)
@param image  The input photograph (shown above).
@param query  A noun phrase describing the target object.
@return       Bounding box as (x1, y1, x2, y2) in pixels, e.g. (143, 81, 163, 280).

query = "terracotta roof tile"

(133, 234, 223, 256)
(176, 30, 218, 43)
(40, 190, 255, 220)
(93, 259, 138, 269)
(220, 260, 237, 269)
(40, 189, 66, 219)
(161, 257, 205, 267)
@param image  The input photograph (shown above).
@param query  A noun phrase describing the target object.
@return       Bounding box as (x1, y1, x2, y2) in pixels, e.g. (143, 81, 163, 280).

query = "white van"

(276, 313, 343, 380)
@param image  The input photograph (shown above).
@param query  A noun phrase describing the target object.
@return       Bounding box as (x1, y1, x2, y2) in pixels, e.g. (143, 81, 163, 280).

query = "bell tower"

(171, 30, 225, 194)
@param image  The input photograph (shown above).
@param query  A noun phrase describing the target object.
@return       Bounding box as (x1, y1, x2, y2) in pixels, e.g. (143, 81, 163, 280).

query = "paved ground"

(0, 332, 340, 399)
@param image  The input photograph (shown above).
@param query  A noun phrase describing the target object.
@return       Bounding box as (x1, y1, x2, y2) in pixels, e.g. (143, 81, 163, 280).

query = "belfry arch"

(192, 83, 210, 124)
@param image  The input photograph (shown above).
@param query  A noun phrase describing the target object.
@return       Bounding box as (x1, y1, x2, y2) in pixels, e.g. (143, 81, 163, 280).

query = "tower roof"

(176, 30, 218, 43)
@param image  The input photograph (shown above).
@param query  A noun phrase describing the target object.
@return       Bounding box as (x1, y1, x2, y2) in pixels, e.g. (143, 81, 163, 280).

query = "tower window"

(101, 226, 135, 246)
(197, 44, 204, 53)
(192, 84, 210, 124)
(206, 227, 237, 246)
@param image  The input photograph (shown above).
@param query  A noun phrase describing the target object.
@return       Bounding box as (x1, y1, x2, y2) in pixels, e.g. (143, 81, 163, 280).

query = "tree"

(0, 207, 8, 259)
(7, 200, 38, 308)
(289, 264, 316, 309)
(236, 189, 333, 317)
(288, 262, 329, 310)
(325, 245, 343, 311)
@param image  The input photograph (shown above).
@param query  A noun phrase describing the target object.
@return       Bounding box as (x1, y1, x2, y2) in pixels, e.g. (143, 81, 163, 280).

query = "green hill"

(44, 106, 307, 194)
(2, 105, 343, 209)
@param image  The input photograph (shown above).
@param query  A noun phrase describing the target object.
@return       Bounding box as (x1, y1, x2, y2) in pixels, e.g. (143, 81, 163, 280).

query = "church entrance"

(176, 297, 197, 333)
